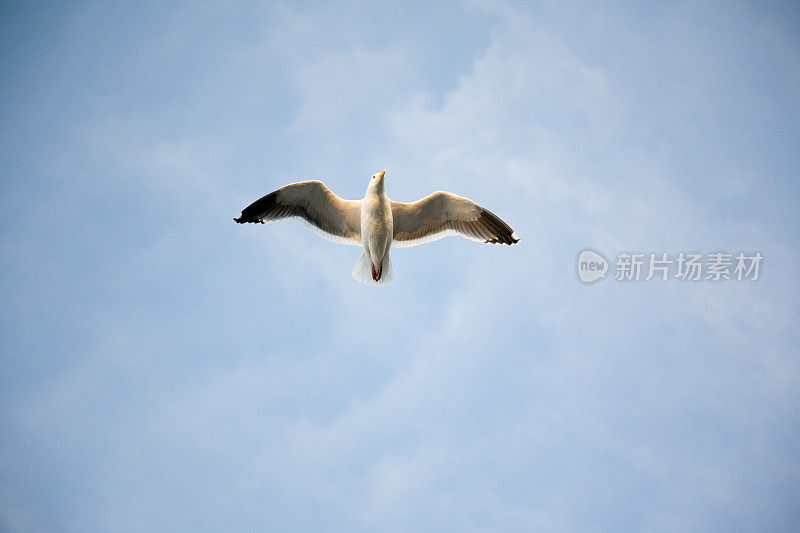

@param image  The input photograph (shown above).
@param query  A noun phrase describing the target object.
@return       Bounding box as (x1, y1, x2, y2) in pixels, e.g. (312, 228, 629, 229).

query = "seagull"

(234, 170, 519, 284)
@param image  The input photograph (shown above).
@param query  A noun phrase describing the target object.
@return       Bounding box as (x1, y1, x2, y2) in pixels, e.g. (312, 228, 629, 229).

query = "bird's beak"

(378, 170, 386, 178)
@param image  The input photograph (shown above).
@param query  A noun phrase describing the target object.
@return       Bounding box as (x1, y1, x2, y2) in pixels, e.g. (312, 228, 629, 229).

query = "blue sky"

(1, 1, 799, 531)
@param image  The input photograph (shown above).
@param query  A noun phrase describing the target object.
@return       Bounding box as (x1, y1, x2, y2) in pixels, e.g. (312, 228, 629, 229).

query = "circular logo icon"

(578, 250, 608, 283)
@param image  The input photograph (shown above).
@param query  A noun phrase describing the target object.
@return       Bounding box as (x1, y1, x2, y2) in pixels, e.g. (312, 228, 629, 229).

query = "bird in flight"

(234, 170, 519, 284)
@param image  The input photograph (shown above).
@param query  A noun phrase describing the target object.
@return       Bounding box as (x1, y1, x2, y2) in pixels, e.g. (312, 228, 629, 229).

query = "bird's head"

(367, 169, 387, 193)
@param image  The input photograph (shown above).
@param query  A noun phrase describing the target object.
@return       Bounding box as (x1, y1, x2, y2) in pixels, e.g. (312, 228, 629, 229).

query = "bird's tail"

(352, 251, 396, 285)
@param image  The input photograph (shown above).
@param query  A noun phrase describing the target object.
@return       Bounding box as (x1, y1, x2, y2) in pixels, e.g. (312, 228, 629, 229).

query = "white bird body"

(360, 171, 394, 282)
(234, 170, 519, 284)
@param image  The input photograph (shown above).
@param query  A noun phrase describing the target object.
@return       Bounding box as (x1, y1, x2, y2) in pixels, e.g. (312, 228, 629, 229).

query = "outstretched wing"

(234, 180, 362, 245)
(391, 191, 519, 247)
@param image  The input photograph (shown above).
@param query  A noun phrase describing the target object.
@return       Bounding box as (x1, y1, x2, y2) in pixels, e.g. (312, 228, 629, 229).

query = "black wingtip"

(478, 209, 520, 245)
(234, 191, 279, 225)
(234, 211, 261, 224)
(485, 236, 520, 245)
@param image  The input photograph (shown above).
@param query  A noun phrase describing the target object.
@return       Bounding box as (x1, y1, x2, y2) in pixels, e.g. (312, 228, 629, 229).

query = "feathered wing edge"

(391, 192, 520, 248)
(234, 181, 362, 245)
